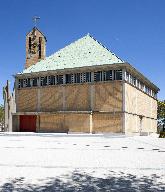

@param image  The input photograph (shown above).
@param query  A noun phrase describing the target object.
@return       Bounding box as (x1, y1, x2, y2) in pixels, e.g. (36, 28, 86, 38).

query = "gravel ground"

(0, 133, 164, 192)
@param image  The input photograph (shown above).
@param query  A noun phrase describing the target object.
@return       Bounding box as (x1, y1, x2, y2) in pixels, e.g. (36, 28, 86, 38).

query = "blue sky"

(0, 0, 164, 104)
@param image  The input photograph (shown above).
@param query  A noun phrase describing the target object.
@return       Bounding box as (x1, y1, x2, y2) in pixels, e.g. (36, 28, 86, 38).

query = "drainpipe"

(90, 111, 93, 134)
(139, 115, 143, 135)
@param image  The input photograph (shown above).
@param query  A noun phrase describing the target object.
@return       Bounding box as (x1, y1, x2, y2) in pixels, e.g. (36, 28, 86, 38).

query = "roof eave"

(124, 62, 160, 92)
(15, 63, 125, 77)
(14, 62, 159, 92)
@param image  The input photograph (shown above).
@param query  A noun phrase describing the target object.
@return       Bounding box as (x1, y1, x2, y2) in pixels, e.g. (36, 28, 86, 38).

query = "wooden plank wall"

(93, 113, 122, 133)
(16, 81, 123, 133)
(16, 89, 38, 112)
(39, 113, 123, 133)
(94, 82, 122, 112)
(125, 113, 157, 133)
(125, 83, 157, 118)
(16, 81, 123, 113)
(124, 83, 157, 133)
(39, 114, 90, 132)
(65, 84, 90, 111)
(40, 86, 63, 111)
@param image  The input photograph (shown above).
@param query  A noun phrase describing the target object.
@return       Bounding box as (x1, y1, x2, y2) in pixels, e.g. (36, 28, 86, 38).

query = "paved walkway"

(0, 133, 164, 191)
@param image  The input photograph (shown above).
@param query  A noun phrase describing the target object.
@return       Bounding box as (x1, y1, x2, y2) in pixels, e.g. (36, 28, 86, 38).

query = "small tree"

(157, 100, 165, 131)
(0, 104, 4, 130)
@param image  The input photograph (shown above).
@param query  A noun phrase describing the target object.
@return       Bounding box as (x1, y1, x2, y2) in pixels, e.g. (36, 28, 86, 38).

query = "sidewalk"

(0, 133, 164, 191)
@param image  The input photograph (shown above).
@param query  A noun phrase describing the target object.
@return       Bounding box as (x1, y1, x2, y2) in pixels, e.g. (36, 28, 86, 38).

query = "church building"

(12, 27, 159, 134)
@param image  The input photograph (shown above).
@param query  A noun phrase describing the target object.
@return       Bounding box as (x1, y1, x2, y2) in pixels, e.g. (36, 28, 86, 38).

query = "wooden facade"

(13, 73, 158, 134)
(12, 29, 159, 134)
(14, 80, 124, 133)
(124, 83, 157, 134)
(16, 81, 123, 113)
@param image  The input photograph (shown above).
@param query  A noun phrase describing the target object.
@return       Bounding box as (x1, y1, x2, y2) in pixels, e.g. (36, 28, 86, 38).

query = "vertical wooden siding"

(16, 81, 123, 113)
(124, 83, 157, 133)
(16, 89, 38, 112)
(93, 113, 122, 133)
(39, 114, 90, 132)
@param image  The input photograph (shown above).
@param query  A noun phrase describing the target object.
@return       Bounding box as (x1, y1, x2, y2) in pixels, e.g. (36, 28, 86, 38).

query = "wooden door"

(20, 115, 36, 132)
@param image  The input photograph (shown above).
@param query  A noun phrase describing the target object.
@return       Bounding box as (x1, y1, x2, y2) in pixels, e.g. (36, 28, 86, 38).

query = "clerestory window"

(56, 75, 63, 84)
(94, 71, 102, 82)
(41, 76, 47, 86)
(103, 70, 113, 81)
(114, 69, 122, 80)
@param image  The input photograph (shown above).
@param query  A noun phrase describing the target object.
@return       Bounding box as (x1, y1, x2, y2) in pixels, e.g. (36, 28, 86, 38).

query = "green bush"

(159, 132, 165, 138)
(0, 105, 4, 126)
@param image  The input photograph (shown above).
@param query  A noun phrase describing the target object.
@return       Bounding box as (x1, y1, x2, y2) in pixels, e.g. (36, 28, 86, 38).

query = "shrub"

(159, 132, 165, 138)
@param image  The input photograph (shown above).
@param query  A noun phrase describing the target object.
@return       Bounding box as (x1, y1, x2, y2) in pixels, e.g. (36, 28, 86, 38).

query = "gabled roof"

(22, 34, 124, 74)
(26, 27, 47, 41)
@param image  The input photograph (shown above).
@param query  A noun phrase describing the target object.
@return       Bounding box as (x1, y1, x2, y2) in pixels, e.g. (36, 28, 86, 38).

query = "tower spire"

(25, 20, 46, 69)
(32, 16, 40, 27)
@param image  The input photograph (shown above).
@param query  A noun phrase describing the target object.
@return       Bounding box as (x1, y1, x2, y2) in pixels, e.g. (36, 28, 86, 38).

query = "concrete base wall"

(12, 115, 20, 132)
(93, 113, 122, 133)
(125, 113, 157, 134)
(39, 113, 90, 133)
(12, 112, 123, 133)
(124, 83, 157, 134)
(125, 83, 157, 119)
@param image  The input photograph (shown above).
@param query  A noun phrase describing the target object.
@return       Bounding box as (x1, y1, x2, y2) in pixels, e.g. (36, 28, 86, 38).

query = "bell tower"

(25, 27, 47, 69)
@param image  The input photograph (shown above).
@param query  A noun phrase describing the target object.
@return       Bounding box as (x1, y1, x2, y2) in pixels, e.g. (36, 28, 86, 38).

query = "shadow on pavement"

(0, 171, 164, 192)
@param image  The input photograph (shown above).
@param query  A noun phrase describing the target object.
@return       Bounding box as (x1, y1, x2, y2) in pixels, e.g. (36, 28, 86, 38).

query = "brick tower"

(25, 27, 47, 69)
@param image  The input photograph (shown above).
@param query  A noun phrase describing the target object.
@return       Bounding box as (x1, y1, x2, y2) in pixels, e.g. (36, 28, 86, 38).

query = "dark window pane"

(29, 37, 31, 52)
(114, 69, 122, 80)
(18, 79, 20, 88)
(39, 37, 42, 59)
(18, 79, 24, 88)
(104, 70, 112, 81)
(41, 76, 47, 86)
(57, 75, 63, 84)
(75, 73, 80, 83)
(32, 78, 38, 87)
(23, 79, 31, 87)
(21, 79, 23, 88)
(94, 71, 102, 82)
(133, 77, 136, 86)
(26, 78, 31, 87)
(43, 77, 47, 86)
(85, 72, 91, 82)
(66, 74, 72, 84)
(48, 75, 55, 85)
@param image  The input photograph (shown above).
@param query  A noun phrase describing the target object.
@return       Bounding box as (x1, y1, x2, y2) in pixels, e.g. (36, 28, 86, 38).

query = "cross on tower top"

(33, 16, 40, 27)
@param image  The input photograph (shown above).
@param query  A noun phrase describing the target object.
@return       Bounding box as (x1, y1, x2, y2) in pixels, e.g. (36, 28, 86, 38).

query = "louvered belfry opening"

(25, 27, 46, 69)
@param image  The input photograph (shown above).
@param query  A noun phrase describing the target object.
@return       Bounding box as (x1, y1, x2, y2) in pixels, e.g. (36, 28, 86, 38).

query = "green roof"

(22, 34, 124, 74)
